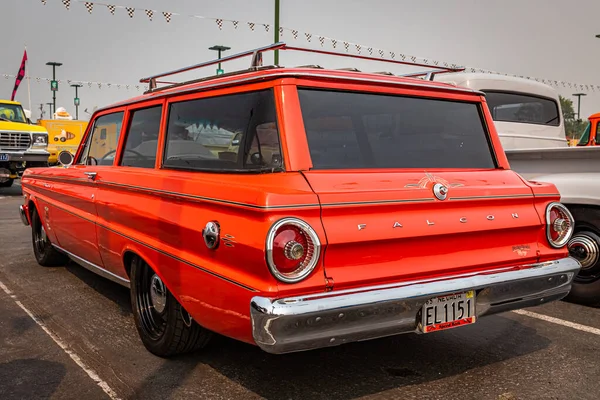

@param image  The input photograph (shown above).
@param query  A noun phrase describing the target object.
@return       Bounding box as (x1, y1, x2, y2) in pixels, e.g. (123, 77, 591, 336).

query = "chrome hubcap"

(568, 234, 599, 270)
(150, 274, 167, 313)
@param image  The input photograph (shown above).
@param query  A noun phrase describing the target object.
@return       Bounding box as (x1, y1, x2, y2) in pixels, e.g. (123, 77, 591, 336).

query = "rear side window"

(163, 90, 281, 171)
(120, 106, 162, 169)
(297, 89, 495, 170)
(78, 112, 124, 165)
(484, 91, 560, 126)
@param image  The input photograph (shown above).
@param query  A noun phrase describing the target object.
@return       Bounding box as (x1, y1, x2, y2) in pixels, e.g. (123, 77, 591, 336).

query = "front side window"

(484, 91, 560, 126)
(163, 90, 281, 171)
(298, 89, 495, 170)
(595, 122, 600, 145)
(78, 112, 124, 165)
(120, 106, 162, 168)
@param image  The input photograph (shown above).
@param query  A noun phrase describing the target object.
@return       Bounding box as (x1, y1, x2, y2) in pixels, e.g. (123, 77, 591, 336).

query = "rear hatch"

(296, 86, 544, 289)
(302, 170, 542, 289)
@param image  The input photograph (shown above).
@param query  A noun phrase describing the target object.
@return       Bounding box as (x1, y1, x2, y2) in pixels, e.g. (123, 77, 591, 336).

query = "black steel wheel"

(31, 207, 68, 267)
(0, 178, 14, 188)
(565, 207, 600, 307)
(130, 256, 212, 357)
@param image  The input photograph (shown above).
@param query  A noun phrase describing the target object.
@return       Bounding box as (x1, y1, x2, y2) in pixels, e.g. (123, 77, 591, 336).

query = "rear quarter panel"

(94, 168, 326, 342)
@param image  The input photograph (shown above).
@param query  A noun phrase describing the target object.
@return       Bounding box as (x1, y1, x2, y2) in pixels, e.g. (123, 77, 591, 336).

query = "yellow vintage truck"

(38, 109, 88, 165)
(0, 100, 49, 188)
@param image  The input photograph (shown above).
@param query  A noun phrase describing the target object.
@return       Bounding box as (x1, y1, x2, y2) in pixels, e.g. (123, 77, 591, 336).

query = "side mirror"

(58, 151, 74, 167)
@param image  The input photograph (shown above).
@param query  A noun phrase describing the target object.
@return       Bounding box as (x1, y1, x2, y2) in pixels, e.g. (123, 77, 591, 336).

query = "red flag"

(11, 50, 28, 101)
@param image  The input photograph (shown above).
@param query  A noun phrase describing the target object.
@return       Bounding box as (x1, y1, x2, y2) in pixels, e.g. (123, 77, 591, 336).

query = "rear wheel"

(565, 207, 600, 307)
(130, 256, 212, 357)
(31, 207, 68, 267)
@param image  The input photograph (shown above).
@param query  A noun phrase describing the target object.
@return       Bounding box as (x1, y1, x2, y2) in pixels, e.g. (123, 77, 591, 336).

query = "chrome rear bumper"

(250, 257, 580, 354)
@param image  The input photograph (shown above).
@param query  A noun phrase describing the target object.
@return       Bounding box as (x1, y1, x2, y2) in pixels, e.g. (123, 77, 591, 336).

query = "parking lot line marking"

(0, 279, 121, 400)
(513, 309, 600, 336)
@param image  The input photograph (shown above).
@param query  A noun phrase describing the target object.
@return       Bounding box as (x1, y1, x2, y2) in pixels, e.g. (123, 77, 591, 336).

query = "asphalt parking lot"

(1, 182, 600, 400)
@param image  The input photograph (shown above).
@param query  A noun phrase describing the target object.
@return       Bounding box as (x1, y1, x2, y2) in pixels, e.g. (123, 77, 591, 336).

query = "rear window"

(484, 91, 560, 126)
(297, 89, 495, 170)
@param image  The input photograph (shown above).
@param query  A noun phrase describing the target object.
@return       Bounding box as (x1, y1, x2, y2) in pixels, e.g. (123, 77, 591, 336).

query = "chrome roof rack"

(400, 68, 465, 81)
(140, 42, 464, 93)
(373, 71, 395, 76)
(337, 67, 362, 72)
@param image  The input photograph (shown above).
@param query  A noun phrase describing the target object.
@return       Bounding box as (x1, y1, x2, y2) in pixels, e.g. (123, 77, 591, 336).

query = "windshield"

(0, 103, 27, 123)
(297, 88, 496, 169)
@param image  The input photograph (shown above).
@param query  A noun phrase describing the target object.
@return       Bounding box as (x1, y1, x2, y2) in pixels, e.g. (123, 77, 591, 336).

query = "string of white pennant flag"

(35, 0, 600, 93)
(2, 74, 147, 91)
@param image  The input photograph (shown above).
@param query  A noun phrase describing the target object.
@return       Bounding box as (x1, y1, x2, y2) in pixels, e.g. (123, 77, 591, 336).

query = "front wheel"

(130, 257, 212, 357)
(0, 178, 14, 188)
(31, 207, 68, 267)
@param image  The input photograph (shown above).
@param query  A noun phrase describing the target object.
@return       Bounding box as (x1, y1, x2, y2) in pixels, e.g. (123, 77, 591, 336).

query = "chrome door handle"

(84, 172, 97, 180)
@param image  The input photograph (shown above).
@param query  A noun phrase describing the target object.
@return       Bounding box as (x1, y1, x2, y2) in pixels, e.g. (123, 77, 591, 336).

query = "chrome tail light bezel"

(265, 217, 321, 283)
(545, 202, 575, 249)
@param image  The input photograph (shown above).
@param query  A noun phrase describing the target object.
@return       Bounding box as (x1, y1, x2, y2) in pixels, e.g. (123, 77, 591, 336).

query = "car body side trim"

(52, 244, 131, 288)
(21, 184, 260, 292)
(97, 222, 259, 292)
(23, 176, 319, 211)
(23, 177, 551, 209)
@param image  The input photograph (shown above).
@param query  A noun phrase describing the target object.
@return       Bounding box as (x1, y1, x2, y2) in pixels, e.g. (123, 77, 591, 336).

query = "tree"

(560, 95, 587, 141)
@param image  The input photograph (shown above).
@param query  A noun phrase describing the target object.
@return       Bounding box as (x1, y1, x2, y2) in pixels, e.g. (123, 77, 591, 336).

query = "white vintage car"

(436, 73, 600, 307)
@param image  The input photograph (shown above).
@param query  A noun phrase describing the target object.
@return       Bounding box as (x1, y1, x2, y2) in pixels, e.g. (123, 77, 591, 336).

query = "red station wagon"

(18, 43, 581, 356)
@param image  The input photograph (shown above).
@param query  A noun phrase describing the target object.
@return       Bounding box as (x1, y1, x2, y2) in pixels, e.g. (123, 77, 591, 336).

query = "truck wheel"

(565, 207, 600, 307)
(130, 256, 212, 357)
(31, 207, 68, 267)
(0, 179, 14, 188)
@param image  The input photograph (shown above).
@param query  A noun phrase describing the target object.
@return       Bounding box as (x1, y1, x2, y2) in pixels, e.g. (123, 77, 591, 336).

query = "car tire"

(0, 179, 14, 188)
(130, 256, 212, 357)
(31, 207, 68, 267)
(565, 206, 600, 307)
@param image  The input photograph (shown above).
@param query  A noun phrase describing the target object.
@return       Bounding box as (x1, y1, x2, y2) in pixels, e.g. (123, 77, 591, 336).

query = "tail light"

(266, 218, 321, 283)
(546, 202, 574, 248)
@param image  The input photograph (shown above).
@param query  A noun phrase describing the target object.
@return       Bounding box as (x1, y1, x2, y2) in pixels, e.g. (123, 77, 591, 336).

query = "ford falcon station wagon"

(19, 43, 581, 357)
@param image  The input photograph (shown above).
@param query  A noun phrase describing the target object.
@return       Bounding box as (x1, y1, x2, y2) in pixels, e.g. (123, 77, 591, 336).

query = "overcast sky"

(4, 0, 600, 121)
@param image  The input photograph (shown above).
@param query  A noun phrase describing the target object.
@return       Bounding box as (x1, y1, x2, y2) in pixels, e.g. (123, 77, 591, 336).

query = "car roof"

(435, 73, 559, 100)
(588, 112, 600, 120)
(97, 67, 483, 113)
(0, 100, 22, 106)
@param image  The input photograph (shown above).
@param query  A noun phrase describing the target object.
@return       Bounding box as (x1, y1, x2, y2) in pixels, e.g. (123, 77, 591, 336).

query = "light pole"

(46, 102, 53, 118)
(274, 0, 280, 65)
(70, 83, 82, 120)
(208, 45, 231, 75)
(573, 93, 587, 120)
(46, 61, 62, 115)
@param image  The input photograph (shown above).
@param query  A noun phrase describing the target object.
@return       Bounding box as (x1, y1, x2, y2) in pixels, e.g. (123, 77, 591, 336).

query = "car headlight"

(32, 134, 48, 146)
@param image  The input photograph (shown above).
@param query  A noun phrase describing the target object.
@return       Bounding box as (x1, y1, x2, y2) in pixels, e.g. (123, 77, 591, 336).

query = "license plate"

(420, 290, 476, 333)
(0, 154, 8, 161)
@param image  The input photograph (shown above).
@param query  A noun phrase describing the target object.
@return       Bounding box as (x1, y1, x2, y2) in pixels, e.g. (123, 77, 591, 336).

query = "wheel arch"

(121, 246, 175, 297)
